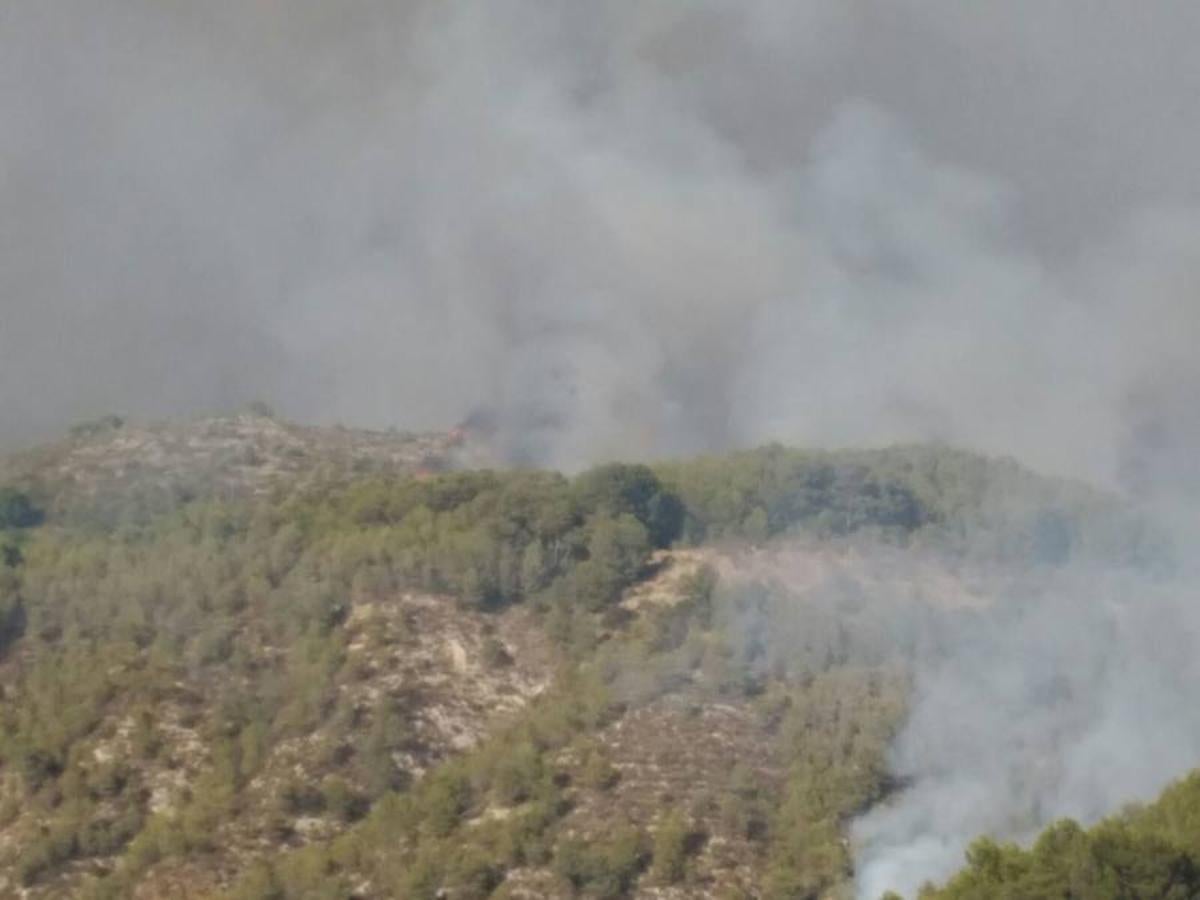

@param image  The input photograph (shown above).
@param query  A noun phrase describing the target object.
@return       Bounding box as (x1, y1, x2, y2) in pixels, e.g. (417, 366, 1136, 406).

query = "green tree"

(573, 464, 683, 547)
(0, 488, 41, 530)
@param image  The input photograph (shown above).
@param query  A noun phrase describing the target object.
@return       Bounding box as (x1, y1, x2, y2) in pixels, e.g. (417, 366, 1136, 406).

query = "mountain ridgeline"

(0, 418, 1177, 898)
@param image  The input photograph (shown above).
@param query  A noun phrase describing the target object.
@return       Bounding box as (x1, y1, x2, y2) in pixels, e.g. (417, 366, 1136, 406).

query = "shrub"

(321, 775, 367, 823)
(554, 825, 649, 898)
(420, 768, 473, 838)
(481, 636, 512, 669)
(651, 809, 693, 885)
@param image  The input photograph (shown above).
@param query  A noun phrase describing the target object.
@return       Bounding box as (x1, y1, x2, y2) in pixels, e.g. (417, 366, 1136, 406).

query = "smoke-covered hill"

(0, 411, 493, 526)
(1, 418, 1191, 899)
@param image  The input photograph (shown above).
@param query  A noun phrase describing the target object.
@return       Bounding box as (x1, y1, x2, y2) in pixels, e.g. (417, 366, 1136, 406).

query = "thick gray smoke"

(5, 2, 1200, 482)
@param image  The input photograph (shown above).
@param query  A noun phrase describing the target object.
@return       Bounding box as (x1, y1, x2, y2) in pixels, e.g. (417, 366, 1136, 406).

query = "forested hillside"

(0, 420, 1173, 898)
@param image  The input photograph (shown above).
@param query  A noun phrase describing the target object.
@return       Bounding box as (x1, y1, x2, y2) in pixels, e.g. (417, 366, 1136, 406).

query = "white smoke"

(852, 557, 1200, 898)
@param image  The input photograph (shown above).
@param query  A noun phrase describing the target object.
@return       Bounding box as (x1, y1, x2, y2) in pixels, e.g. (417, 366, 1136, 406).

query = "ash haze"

(3, 1, 1200, 483)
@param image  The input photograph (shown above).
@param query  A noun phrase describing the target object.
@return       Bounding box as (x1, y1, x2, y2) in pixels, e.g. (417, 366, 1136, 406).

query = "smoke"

(3, 2, 1200, 483)
(850, 558, 1200, 898)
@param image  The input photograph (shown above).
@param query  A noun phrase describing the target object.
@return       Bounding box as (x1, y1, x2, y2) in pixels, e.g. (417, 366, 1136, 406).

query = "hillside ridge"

(0, 421, 1167, 899)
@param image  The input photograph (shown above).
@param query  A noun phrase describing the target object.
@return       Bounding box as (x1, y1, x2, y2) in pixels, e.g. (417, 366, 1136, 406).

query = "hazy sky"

(5, 2, 1200, 481)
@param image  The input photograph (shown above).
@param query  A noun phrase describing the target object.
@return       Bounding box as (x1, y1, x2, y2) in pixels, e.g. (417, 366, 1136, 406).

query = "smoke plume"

(3, 2, 1200, 484)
